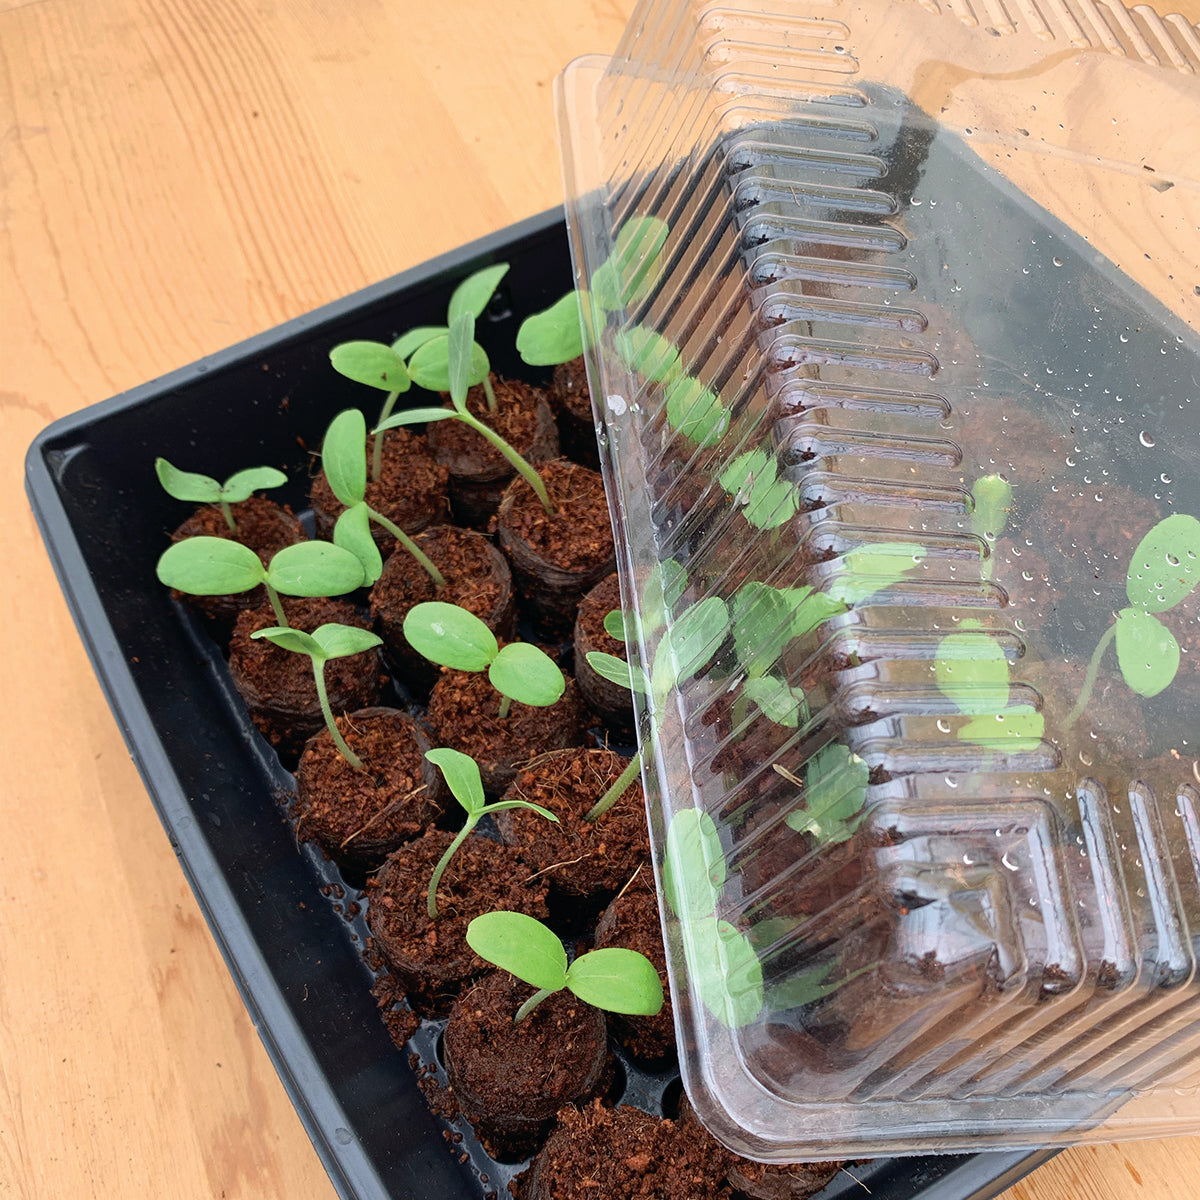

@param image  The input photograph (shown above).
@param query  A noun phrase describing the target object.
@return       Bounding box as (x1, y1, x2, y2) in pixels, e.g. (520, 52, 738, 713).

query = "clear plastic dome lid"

(556, 0, 1200, 1161)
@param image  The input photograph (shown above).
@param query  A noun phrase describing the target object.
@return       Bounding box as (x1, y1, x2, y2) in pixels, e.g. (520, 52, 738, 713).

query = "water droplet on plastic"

(1065, 456, 1076, 467)
(944, 775, 959, 788)
(1001, 852, 1018, 871)
(334, 1128, 353, 1146)
(1139, 430, 1155, 447)
(1120, 332, 1130, 343)
(1079, 750, 1094, 766)
(1022, 570, 1034, 581)
(1162, 473, 1172, 484)
(1052, 256, 1064, 267)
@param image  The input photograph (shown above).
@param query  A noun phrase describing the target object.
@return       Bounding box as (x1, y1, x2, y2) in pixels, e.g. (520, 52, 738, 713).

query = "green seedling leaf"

(426, 747, 486, 816)
(664, 376, 728, 447)
(448, 263, 509, 324)
(311, 622, 383, 659)
(934, 631, 1011, 715)
(662, 807, 725, 920)
(827, 542, 927, 605)
(971, 474, 1013, 540)
(789, 587, 848, 639)
(614, 326, 681, 383)
(603, 610, 628, 642)
(392, 326, 448, 360)
(765, 960, 842, 1013)
(251, 625, 323, 657)
(650, 596, 729, 703)
(466, 911, 568, 993)
(687, 917, 764, 1029)
(586, 650, 649, 695)
(322, 409, 368, 507)
(517, 291, 585, 366)
(403, 601, 498, 672)
(265, 541, 365, 597)
(958, 705, 1045, 749)
(448, 312, 475, 409)
(489, 642, 566, 707)
(592, 216, 670, 310)
(744, 675, 807, 728)
(375, 406, 461, 430)
(717, 450, 798, 530)
(407, 333, 490, 394)
(1126, 514, 1200, 612)
(786, 743, 868, 845)
(1115, 607, 1180, 697)
(222, 466, 288, 501)
(156, 537, 265, 594)
(731, 583, 798, 679)
(566, 947, 664, 1016)
(333, 503, 383, 587)
(330, 341, 411, 392)
(155, 458, 223, 504)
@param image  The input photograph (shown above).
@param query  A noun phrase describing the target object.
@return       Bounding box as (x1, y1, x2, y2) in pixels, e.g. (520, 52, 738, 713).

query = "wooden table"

(3, 0, 1199, 1196)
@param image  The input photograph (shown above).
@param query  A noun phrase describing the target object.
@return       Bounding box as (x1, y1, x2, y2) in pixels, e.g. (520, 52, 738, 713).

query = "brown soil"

(574, 573, 635, 732)
(494, 747, 649, 905)
(594, 869, 675, 1062)
(365, 828, 549, 1013)
(498, 459, 617, 634)
(294, 707, 443, 866)
(426, 669, 585, 796)
(369, 524, 515, 691)
(170, 496, 305, 633)
(552, 356, 599, 469)
(444, 970, 608, 1154)
(678, 1098, 844, 1200)
(425, 376, 559, 528)
(227, 596, 385, 759)
(520, 1100, 736, 1200)
(309, 427, 448, 549)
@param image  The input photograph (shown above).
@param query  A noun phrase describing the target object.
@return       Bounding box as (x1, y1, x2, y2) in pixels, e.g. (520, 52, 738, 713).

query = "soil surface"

(521, 1099, 736, 1200)
(499, 459, 614, 574)
(444, 970, 607, 1149)
(365, 828, 550, 1013)
(494, 747, 649, 904)
(295, 707, 442, 865)
(227, 595, 385, 758)
(552, 356, 599, 469)
(426, 669, 585, 795)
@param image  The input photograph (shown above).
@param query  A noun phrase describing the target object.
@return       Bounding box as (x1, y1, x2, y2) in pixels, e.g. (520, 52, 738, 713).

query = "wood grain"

(2, 0, 1200, 1197)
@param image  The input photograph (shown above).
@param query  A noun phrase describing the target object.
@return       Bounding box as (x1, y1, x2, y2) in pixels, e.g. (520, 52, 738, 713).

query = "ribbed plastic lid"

(556, 0, 1200, 1160)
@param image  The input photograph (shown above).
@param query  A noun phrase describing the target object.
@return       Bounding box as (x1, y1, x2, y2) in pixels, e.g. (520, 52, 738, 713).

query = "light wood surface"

(3, 1, 1200, 1197)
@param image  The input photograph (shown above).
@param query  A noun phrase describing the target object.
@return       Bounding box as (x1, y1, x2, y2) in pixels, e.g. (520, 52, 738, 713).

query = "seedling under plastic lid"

(556, 0, 1200, 1162)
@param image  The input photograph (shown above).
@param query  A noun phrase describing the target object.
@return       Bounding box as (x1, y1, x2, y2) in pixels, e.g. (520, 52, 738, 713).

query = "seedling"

(466, 910, 663, 1022)
(402, 600, 565, 718)
(320, 408, 446, 588)
(661, 806, 763, 1028)
(405, 263, 509, 412)
(376, 311, 556, 514)
(587, 580, 729, 819)
(1067, 513, 1200, 725)
(423, 748, 558, 919)
(777, 744, 870, 846)
(156, 537, 365, 627)
(249, 623, 382, 769)
(516, 216, 670, 367)
(155, 457, 287, 533)
(718, 449, 799, 530)
(934, 624, 1044, 750)
(328, 264, 505, 474)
